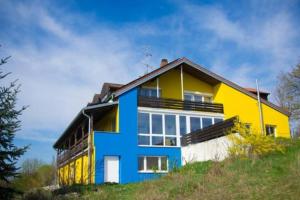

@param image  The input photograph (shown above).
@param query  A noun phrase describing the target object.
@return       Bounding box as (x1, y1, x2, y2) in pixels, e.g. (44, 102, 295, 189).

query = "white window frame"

(184, 91, 213, 103)
(138, 108, 224, 147)
(140, 87, 161, 98)
(138, 156, 168, 173)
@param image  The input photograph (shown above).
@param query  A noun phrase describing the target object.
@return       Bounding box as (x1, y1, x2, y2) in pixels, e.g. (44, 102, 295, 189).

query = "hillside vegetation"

(24, 139, 300, 200)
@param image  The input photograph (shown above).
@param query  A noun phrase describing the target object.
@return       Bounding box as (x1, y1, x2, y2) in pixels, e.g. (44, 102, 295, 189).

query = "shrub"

(22, 188, 52, 200)
(227, 121, 285, 159)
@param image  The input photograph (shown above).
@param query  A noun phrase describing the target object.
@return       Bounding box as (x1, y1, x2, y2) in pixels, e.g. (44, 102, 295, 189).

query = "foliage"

(275, 63, 300, 137)
(48, 139, 300, 200)
(226, 121, 285, 159)
(0, 48, 28, 199)
(22, 158, 44, 175)
(12, 159, 56, 192)
(22, 188, 52, 200)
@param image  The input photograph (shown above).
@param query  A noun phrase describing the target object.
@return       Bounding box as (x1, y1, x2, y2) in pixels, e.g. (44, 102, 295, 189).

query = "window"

(138, 113, 150, 145)
(138, 135, 150, 145)
(152, 136, 163, 146)
(179, 116, 187, 136)
(138, 113, 150, 134)
(139, 88, 161, 98)
(190, 117, 201, 132)
(138, 156, 168, 172)
(244, 123, 251, 134)
(214, 118, 223, 124)
(266, 125, 276, 136)
(138, 111, 224, 146)
(165, 115, 176, 135)
(202, 118, 212, 128)
(184, 92, 212, 103)
(152, 114, 163, 134)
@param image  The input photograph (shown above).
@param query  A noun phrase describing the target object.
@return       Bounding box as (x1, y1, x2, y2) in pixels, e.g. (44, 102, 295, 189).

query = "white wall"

(181, 135, 233, 165)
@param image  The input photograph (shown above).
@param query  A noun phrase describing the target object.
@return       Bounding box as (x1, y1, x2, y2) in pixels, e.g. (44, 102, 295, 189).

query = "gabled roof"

(244, 87, 270, 95)
(113, 57, 290, 116)
(90, 82, 123, 105)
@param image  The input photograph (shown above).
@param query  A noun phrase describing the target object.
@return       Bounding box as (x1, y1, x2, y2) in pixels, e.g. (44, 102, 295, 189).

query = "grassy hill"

(25, 139, 300, 200)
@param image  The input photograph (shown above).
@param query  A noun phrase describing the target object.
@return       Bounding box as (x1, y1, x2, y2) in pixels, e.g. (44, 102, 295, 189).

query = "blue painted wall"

(94, 88, 181, 184)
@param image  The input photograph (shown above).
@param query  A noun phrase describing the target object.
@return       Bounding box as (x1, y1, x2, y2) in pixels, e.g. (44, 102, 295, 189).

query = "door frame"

(104, 155, 120, 183)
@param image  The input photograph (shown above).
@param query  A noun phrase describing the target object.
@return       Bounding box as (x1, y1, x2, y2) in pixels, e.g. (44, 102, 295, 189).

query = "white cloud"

(182, 2, 299, 95)
(1, 1, 148, 142)
(1, 0, 299, 146)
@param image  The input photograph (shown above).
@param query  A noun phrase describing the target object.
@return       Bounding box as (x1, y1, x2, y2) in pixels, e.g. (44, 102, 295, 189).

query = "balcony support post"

(156, 78, 159, 98)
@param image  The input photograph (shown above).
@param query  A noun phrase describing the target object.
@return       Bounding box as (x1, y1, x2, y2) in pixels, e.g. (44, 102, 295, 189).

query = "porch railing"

(181, 116, 237, 146)
(138, 96, 224, 113)
(57, 137, 88, 166)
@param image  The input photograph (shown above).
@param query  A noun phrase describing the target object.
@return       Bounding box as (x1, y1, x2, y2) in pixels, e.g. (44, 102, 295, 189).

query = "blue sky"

(0, 0, 299, 165)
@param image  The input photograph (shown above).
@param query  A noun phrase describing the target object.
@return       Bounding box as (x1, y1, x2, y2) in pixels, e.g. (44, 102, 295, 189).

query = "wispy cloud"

(0, 0, 299, 161)
(1, 1, 147, 143)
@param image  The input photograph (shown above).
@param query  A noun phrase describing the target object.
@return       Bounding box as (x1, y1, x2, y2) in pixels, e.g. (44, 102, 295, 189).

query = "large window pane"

(152, 136, 163, 146)
(165, 137, 177, 146)
(202, 118, 213, 128)
(150, 89, 157, 97)
(179, 116, 187, 136)
(214, 118, 223, 124)
(146, 157, 159, 171)
(194, 95, 202, 102)
(161, 157, 167, 171)
(138, 113, 149, 134)
(138, 157, 144, 171)
(190, 117, 201, 132)
(138, 135, 150, 145)
(184, 94, 193, 101)
(165, 115, 176, 135)
(204, 96, 212, 103)
(152, 114, 163, 134)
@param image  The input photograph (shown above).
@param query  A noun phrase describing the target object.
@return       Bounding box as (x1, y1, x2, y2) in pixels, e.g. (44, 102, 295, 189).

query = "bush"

(22, 188, 52, 200)
(227, 121, 285, 159)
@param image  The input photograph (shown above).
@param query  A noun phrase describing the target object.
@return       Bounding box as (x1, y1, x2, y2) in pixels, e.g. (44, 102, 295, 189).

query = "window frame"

(138, 156, 169, 173)
(184, 91, 213, 103)
(139, 87, 162, 98)
(138, 109, 224, 147)
(265, 124, 276, 136)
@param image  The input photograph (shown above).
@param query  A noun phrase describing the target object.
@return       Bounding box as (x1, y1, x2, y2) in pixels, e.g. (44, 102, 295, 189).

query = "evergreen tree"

(0, 51, 28, 199)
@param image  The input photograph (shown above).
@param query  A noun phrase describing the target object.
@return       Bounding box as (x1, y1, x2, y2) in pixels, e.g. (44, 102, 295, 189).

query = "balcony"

(138, 96, 224, 113)
(57, 136, 88, 166)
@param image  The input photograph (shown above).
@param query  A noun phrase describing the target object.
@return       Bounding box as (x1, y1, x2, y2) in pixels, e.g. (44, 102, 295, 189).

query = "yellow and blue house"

(53, 57, 290, 185)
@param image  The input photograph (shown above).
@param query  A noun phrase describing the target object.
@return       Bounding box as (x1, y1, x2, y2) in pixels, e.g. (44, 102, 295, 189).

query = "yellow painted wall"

(140, 68, 290, 138)
(142, 69, 214, 100)
(94, 106, 119, 132)
(213, 83, 290, 137)
(58, 150, 94, 185)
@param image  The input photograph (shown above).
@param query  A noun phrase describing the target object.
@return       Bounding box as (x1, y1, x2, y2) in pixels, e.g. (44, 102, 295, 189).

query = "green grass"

(50, 139, 300, 200)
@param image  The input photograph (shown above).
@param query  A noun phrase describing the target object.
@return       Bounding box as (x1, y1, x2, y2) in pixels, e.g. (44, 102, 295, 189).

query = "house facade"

(53, 58, 290, 185)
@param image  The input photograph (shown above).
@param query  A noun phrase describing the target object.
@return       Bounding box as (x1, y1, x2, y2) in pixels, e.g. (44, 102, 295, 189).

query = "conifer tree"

(0, 50, 28, 199)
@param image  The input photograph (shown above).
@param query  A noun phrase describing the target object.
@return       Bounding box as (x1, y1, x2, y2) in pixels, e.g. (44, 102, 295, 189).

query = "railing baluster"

(138, 96, 224, 113)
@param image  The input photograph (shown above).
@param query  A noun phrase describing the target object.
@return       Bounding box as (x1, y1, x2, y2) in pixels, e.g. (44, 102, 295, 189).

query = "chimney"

(160, 58, 168, 67)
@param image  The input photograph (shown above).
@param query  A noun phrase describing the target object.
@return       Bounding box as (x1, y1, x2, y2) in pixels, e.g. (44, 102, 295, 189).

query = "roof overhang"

(53, 102, 118, 149)
(113, 57, 290, 116)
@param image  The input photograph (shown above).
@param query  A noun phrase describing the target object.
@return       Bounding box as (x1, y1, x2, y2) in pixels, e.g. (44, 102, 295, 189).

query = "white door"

(104, 156, 119, 183)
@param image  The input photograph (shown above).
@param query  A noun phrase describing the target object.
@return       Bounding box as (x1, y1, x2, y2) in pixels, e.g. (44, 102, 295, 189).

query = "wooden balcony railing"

(138, 96, 224, 113)
(57, 137, 88, 166)
(181, 116, 237, 146)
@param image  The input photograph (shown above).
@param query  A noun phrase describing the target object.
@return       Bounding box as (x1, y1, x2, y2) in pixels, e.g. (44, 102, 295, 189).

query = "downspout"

(82, 109, 91, 184)
(256, 79, 265, 136)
